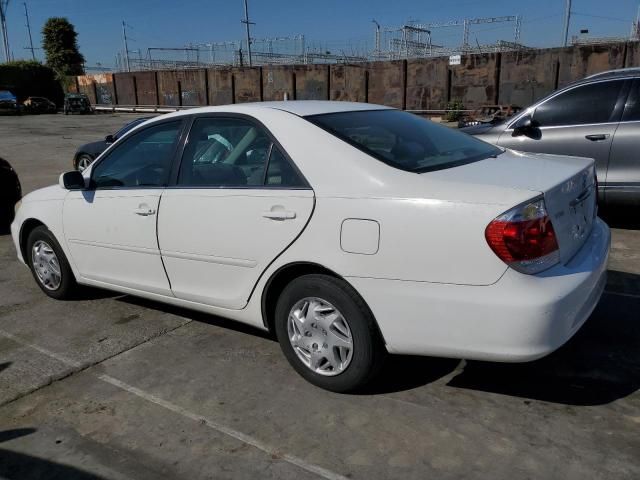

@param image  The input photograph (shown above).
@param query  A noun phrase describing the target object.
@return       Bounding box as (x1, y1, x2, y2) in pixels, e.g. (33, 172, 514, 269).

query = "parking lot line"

(0, 328, 349, 480)
(98, 374, 349, 480)
(0, 328, 82, 369)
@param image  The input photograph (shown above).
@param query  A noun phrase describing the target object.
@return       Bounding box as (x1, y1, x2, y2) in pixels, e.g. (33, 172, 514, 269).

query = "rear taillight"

(485, 198, 559, 275)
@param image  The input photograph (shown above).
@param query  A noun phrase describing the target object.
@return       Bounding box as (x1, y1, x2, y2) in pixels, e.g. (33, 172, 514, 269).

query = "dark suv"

(468, 68, 640, 207)
(64, 93, 93, 115)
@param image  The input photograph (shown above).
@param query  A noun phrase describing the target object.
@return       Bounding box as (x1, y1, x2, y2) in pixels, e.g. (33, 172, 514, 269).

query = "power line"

(572, 12, 631, 23)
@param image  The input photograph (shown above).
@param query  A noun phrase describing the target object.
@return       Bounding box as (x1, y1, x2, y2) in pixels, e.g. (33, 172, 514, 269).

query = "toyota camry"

(11, 101, 610, 392)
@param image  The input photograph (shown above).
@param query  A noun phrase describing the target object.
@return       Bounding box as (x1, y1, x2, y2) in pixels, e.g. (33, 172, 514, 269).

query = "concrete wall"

(80, 42, 640, 111)
(330, 65, 366, 102)
(207, 68, 233, 105)
(233, 67, 261, 103)
(262, 65, 294, 101)
(294, 65, 329, 100)
(406, 57, 449, 110)
(366, 60, 406, 109)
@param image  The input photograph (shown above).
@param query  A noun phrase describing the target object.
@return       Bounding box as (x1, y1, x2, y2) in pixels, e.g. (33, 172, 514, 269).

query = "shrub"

(0, 61, 64, 106)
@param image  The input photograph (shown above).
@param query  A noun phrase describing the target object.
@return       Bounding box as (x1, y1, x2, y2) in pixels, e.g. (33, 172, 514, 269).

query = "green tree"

(41, 17, 85, 77)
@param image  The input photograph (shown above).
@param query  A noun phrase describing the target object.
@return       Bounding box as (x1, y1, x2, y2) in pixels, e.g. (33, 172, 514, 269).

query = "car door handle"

(134, 207, 156, 216)
(585, 134, 609, 141)
(262, 210, 296, 220)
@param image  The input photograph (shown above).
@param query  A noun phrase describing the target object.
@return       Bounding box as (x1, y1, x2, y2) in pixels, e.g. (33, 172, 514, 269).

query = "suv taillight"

(485, 198, 560, 275)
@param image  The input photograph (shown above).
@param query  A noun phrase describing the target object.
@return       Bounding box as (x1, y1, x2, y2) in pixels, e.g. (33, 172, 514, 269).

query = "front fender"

(11, 191, 78, 277)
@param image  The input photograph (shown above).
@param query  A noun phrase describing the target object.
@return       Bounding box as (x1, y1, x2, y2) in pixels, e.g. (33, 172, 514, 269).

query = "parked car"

(11, 101, 609, 392)
(465, 68, 640, 206)
(74, 117, 153, 171)
(23, 96, 57, 114)
(63, 93, 92, 115)
(0, 157, 21, 228)
(457, 104, 521, 128)
(0, 90, 19, 114)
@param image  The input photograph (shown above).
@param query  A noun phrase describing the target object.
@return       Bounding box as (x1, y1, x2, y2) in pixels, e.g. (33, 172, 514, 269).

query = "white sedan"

(11, 101, 610, 392)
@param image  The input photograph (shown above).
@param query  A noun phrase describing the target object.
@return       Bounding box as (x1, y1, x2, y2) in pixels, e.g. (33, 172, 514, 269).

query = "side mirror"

(105, 134, 115, 144)
(512, 114, 539, 137)
(59, 171, 86, 190)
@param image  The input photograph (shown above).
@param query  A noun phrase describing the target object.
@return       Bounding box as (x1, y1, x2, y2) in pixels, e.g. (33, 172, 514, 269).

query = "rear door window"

(533, 80, 624, 127)
(178, 117, 307, 188)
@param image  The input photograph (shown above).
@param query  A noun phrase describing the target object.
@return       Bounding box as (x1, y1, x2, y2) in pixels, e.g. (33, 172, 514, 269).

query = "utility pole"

(241, 0, 254, 67)
(122, 20, 130, 72)
(0, 0, 11, 62)
(562, 0, 572, 47)
(23, 2, 35, 60)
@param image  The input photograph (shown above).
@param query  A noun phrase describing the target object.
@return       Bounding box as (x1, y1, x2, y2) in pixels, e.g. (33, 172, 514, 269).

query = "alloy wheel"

(77, 155, 92, 172)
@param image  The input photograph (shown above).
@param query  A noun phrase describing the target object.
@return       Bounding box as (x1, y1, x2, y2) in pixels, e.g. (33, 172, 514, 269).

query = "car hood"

(460, 123, 498, 135)
(76, 140, 108, 156)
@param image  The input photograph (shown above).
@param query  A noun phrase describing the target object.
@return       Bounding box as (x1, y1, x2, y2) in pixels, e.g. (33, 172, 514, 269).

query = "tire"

(274, 274, 386, 393)
(26, 226, 78, 300)
(75, 153, 93, 172)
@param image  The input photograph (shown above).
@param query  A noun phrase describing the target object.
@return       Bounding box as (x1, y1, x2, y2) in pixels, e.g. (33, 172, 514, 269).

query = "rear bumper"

(349, 217, 610, 362)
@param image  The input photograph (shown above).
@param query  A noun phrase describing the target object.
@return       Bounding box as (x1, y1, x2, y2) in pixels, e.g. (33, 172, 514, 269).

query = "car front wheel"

(26, 226, 78, 299)
(274, 274, 386, 392)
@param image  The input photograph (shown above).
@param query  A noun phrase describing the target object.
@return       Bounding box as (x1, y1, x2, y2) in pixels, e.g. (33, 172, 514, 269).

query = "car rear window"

(305, 109, 502, 173)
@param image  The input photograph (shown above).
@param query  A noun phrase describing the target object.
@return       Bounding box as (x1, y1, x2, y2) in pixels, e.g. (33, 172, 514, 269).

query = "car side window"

(266, 147, 305, 187)
(533, 80, 624, 127)
(91, 121, 182, 189)
(178, 117, 305, 188)
(622, 80, 640, 122)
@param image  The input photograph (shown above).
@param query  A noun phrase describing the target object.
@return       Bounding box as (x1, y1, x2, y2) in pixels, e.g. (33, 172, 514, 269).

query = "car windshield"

(306, 109, 503, 173)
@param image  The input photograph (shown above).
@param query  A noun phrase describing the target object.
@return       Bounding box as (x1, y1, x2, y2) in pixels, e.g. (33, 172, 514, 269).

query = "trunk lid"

(426, 149, 597, 264)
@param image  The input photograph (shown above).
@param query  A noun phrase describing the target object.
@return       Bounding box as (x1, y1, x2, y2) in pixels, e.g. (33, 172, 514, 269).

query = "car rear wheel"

(274, 274, 386, 392)
(75, 154, 93, 172)
(27, 226, 78, 300)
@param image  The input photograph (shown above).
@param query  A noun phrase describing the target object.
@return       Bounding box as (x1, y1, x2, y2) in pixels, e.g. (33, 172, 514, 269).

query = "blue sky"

(4, 0, 640, 68)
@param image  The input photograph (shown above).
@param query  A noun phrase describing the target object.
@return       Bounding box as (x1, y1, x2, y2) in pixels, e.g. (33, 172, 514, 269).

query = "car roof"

(159, 101, 392, 120)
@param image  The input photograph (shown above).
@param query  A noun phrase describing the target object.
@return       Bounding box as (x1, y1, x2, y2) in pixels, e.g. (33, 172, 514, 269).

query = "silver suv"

(467, 68, 640, 207)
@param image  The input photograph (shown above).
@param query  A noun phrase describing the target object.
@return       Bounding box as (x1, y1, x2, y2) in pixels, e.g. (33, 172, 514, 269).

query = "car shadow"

(103, 272, 640, 406)
(599, 206, 640, 230)
(0, 428, 106, 480)
(115, 295, 274, 341)
(421, 270, 639, 406)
